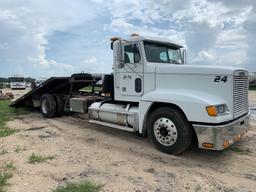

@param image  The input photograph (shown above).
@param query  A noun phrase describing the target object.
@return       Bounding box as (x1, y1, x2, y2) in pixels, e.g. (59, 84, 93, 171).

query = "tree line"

(0, 77, 35, 83)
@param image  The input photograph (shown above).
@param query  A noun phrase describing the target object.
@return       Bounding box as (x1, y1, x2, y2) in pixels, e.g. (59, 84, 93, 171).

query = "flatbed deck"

(11, 74, 97, 107)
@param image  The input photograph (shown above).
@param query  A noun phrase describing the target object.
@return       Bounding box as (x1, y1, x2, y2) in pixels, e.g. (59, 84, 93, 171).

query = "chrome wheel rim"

(153, 117, 178, 146)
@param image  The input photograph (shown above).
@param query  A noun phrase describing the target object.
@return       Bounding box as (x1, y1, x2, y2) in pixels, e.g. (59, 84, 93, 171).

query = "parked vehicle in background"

(249, 73, 256, 83)
(35, 78, 47, 87)
(30, 78, 47, 89)
(9, 76, 26, 90)
(249, 72, 256, 90)
(26, 82, 31, 88)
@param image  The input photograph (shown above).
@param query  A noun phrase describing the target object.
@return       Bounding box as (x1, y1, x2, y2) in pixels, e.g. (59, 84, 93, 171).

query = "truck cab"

(89, 34, 250, 154)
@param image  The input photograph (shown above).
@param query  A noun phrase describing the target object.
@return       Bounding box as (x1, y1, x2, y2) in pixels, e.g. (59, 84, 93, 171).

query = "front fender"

(140, 89, 233, 124)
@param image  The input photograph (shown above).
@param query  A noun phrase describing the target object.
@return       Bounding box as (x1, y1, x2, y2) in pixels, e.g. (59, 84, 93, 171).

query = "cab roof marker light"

(110, 37, 121, 42)
(131, 33, 140, 37)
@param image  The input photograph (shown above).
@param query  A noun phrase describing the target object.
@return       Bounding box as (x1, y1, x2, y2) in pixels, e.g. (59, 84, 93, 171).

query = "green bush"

(249, 84, 256, 90)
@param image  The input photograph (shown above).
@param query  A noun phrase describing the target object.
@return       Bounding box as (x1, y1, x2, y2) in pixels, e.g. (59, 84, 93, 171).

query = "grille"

(233, 72, 249, 118)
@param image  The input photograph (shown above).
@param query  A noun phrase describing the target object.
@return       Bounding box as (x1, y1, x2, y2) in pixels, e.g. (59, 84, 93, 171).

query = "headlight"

(206, 104, 229, 117)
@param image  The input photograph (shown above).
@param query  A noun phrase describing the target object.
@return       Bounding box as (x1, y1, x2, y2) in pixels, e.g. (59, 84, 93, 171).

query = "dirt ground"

(1, 89, 256, 192)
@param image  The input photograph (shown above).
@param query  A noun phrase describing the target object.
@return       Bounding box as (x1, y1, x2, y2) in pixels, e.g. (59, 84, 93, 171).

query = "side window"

(168, 49, 182, 63)
(124, 44, 141, 64)
(160, 52, 168, 62)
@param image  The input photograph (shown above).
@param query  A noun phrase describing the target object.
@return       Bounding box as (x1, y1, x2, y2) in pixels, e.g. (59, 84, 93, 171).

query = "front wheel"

(147, 107, 192, 155)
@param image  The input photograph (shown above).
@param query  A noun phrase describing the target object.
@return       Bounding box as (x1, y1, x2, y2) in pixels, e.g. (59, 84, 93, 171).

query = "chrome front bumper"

(193, 113, 250, 150)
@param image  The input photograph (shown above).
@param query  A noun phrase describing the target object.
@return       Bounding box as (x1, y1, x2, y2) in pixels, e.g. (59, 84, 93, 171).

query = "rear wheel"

(147, 107, 192, 155)
(40, 94, 57, 118)
(53, 94, 64, 116)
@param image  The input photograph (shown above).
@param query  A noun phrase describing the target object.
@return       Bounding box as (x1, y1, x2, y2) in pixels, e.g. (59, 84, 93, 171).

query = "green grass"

(0, 161, 17, 191)
(52, 181, 102, 192)
(249, 84, 256, 90)
(15, 145, 26, 153)
(0, 151, 17, 192)
(28, 153, 55, 164)
(0, 161, 16, 192)
(0, 100, 30, 137)
(231, 147, 252, 154)
(80, 85, 102, 93)
(0, 149, 8, 155)
(4, 162, 16, 171)
(0, 172, 12, 192)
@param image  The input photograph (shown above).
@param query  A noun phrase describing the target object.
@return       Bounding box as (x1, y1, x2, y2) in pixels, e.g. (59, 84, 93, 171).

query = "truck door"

(117, 43, 143, 97)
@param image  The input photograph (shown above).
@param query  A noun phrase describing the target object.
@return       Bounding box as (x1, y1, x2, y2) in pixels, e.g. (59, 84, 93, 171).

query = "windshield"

(144, 41, 182, 64)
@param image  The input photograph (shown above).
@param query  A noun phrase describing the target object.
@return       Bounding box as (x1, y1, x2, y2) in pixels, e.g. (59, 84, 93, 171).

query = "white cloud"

(244, 4, 256, 71)
(0, 0, 104, 77)
(81, 56, 107, 74)
(1, 0, 256, 78)
(111, 0, 140, 18)
(208, 0, 253, 9)
(110, 16, 185, 45)
(83, 56, 97, 65)
(0, 43, 9, 50)
(217, 29, 247, 49)
(185, 22, 222, 53)
(194, 50, 215, 62)
(108, 0, 256, 71)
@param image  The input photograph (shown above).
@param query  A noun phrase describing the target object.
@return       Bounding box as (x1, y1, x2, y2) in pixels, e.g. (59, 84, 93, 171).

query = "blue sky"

(0, 0, 255, 78)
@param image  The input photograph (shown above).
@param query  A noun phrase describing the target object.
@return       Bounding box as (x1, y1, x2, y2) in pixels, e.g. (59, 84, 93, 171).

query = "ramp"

(11, 74, 96, 107)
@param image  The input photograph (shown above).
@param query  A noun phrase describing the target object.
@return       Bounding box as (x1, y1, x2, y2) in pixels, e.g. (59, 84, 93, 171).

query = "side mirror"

(182, 49, 186, 64)
(110, 42, 113, 50)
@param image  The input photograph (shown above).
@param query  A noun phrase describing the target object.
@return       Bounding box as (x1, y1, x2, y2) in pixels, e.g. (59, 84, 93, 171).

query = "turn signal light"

(234, 135, 241, 141)
(206, 106, 218, 117)
(202, 143, 214, 148)
(223, 140, 230, 148)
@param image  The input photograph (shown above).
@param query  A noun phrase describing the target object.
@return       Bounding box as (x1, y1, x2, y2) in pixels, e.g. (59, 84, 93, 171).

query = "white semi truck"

(12, 34, 250, 154)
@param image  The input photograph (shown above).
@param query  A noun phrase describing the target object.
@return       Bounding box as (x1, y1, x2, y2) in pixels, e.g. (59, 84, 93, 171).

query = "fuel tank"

(89, 102, 138, 129)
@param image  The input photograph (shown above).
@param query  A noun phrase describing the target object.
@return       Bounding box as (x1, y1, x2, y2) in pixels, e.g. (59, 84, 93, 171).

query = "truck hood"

(155, 64, 245, 75)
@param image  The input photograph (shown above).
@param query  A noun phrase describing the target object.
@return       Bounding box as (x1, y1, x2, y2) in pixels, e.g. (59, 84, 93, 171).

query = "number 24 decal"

(214, 76, 228, 83)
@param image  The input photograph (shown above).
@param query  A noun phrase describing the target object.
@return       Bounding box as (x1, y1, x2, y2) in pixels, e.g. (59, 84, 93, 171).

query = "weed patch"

(0, 149, 8, 155)
(15, 145, 26, 153)
(0, 172, 12, 192)
(231, 147, 252, 154)
(0, 100, 30, 137)
(53, 181, 102, 192)
(28, 153, 55, 164)
(4, 162, 16, 171)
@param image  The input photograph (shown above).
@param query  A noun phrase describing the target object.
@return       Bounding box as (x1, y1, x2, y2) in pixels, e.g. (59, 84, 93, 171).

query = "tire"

(40, 94, 57, 118)
(147, 107, 192, 155)
(53, 94, 64, 116)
